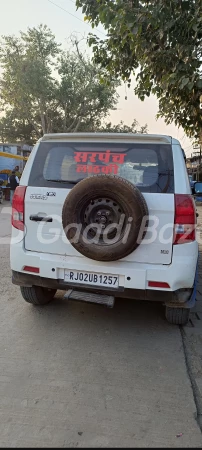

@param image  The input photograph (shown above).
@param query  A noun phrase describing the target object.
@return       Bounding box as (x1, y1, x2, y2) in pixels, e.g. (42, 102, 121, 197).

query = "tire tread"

(20, 286, 56, 305)
(165, 306, 190, 325)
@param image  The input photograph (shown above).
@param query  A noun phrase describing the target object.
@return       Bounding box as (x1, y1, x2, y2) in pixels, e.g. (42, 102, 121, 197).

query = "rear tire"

(165, 306, 190, 325)
(20, 286, 57, 305)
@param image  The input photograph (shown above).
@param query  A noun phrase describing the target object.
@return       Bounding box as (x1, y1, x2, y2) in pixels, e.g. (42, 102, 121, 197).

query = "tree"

(76, 0, 202, 140)
(99, 119, 147, 134)
(0, 25, 119, 142)
(0, 110, 38, 144)
(56, 46, 119, 133)
(0, 25, 59, 140)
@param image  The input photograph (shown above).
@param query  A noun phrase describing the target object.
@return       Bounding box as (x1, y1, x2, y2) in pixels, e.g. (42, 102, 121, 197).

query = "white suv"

(10, 133, 198, 325)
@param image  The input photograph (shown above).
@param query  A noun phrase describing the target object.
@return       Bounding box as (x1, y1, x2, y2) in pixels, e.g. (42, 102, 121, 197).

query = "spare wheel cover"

(62, 175, 149, 262)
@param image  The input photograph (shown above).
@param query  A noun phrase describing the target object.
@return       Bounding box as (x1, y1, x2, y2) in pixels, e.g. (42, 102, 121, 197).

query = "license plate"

(64, 270, 119, 288)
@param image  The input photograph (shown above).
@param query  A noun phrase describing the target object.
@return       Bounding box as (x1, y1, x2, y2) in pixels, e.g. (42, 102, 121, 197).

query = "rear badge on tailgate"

(30, 194, 47, 200)
(46, 192, 56, 197)
(30, 192, 56, 200)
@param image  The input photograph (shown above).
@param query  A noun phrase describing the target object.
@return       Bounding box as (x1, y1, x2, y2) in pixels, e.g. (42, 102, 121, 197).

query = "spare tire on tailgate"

(62, 175, 149, 262)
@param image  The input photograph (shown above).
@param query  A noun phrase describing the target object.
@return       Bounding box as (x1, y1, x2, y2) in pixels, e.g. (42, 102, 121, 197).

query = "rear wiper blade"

(47, 179, 79, 185)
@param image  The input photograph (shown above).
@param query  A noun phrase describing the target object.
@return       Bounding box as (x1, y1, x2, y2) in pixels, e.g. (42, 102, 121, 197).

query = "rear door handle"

(30, 215, 53, 222)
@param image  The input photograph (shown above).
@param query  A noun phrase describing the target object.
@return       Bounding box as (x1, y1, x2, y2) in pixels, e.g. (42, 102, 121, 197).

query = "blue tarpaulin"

(0, 156, 17, 172)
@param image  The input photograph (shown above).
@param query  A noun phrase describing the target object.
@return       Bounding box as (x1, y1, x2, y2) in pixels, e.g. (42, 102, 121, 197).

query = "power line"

(47, 0, 106, 37)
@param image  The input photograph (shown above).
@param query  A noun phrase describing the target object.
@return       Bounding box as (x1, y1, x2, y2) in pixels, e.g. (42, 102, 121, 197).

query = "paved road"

(0, 203, 202, 447)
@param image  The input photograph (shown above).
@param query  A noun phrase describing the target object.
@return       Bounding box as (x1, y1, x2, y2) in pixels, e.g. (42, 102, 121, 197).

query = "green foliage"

(0, 25, 59, 140)
(76, 0, 202, 139)
(56, 49, 119, 133)
(0, 25, 122, 142)
(0, 110, 37, 144)
(99, 119, 147, 134)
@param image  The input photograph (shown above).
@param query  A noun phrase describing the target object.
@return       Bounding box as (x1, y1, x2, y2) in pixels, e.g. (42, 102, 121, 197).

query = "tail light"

(174, 194, 196, 244)
(12, 186, 27, 231)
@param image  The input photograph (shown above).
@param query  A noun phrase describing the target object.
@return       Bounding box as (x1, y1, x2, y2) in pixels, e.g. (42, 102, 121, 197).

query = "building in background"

(186, 154, 202, 181)
(0, 143, 33, 173)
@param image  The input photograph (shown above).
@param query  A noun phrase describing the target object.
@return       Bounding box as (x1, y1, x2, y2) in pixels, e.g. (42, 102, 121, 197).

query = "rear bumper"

(10, 230, 198, 308)
(12, 269, 196, 308)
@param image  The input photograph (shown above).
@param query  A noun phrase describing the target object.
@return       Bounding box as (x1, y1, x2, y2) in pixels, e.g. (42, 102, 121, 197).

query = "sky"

(0, 0, 194, 156)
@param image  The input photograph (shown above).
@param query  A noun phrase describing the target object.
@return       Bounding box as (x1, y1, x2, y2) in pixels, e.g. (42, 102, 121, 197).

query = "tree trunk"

(40, 113, 46, 134)
(66, 117, 80, 132)
(63, 104, 67, 132)
(47, 116, 52, 134)
(74, 117, 82, 132)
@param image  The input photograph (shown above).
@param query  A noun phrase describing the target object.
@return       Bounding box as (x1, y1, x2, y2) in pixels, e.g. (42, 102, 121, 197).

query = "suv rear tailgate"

(24, 187, 174, 264)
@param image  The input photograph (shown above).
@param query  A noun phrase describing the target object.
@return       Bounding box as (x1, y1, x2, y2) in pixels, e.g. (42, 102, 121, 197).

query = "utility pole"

(193, 151, 200, 181)
(199, 133, 202, 181)
(198, 95, 202, 180)
(199, 141, 202, 181)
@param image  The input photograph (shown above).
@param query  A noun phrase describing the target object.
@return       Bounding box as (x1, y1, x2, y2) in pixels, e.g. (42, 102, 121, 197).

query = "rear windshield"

(28, 142, 174, 193)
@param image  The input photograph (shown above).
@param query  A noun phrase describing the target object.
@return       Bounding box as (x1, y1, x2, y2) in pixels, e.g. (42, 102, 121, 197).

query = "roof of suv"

(40, 133, 179, 145)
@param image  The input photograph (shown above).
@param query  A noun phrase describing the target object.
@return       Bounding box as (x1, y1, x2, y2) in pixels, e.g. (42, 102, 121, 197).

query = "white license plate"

(65, 270, 119, 288)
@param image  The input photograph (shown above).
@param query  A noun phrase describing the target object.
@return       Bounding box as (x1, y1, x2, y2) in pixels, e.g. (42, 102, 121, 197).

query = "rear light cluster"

(148, 195, 195, 291)
(174, 194, 196, 244)
(12, 186, 27, 231)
